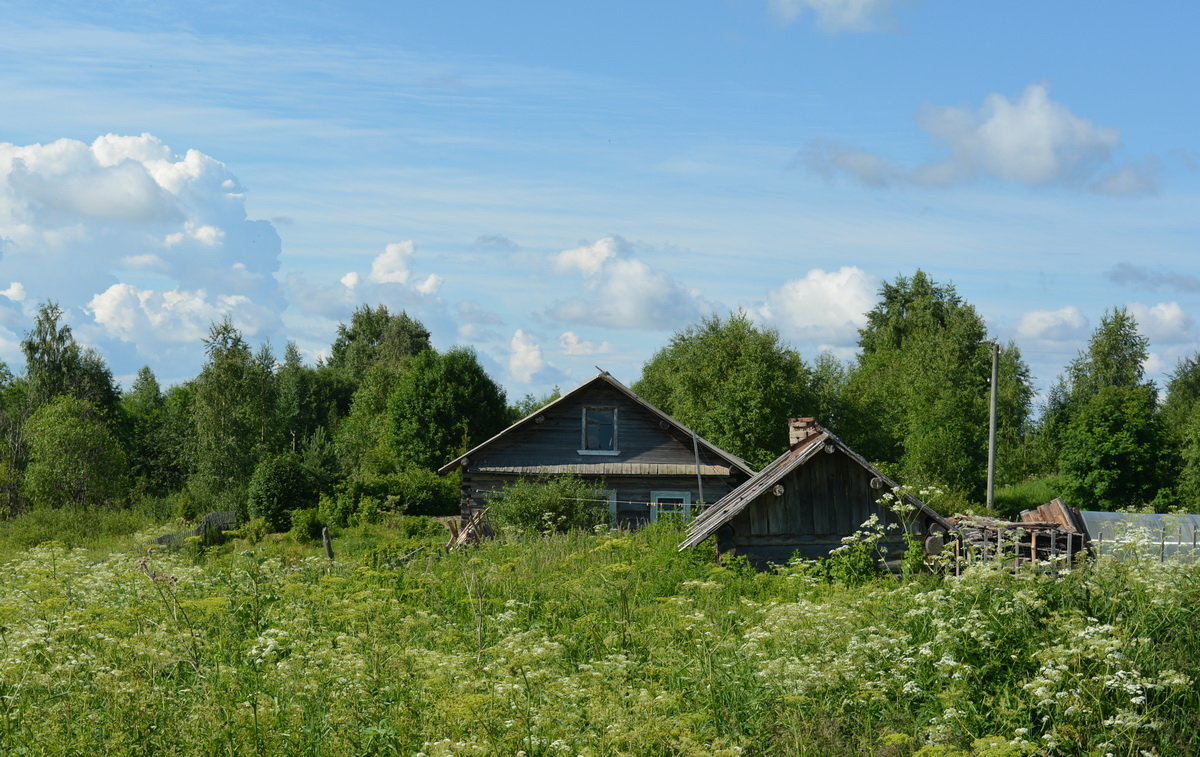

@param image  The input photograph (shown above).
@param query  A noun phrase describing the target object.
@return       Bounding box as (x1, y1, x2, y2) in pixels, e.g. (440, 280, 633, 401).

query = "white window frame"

(649, 490, 693, 522)
(578, 406, 619, 456)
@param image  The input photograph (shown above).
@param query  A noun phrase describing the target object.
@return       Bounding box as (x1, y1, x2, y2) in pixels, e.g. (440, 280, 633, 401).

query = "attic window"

(579, 406, 618, 455)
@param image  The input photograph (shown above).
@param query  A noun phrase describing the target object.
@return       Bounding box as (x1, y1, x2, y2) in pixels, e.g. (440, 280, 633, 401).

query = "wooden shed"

(438, 372, 755, 526)
(679, 418, 954, 567)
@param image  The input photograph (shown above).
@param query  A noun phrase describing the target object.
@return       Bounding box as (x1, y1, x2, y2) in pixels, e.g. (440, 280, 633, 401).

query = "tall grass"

(0, 519, 1196, 754)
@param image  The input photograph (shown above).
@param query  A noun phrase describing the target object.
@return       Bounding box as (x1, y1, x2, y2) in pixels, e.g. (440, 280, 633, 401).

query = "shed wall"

(723, 449, 908, 566)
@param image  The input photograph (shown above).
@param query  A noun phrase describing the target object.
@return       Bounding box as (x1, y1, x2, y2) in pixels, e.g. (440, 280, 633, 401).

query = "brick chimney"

(788, 417, 818, 447)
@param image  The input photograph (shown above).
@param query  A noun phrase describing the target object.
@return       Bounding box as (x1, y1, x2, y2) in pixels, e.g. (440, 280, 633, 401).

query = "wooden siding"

(467, 383, 732, 470)
(722, 448, 908, 566)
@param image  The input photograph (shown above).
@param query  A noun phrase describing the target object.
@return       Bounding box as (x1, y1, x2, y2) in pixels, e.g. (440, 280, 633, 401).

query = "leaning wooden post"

(322, 527, 334, 561)
(1161, 529, 1167, 563)
(1030, 531, 1037, 567)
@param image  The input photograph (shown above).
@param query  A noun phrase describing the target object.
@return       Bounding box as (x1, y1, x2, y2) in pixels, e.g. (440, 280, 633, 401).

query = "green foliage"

(0, 524, 1199, 753)
(23, 396, 129, 509)
(188, 319, 276, 500)
(1060, 384, 1171, 510)
(316, 468, 457, 526)
(992, 474, 1063, 519)
(327, 304, 431, 384)
(388, 347, 508, 471)
(21, 301, 121, 417)
(844, 272, 1030, 499)
(508, 387, 562, 422)
(489, 476, 609, 533)
(0, 505, 162, 560)
(334, 362, 404, 475)
(246, 452, 314, 531)
(122, 367, 187, 495)
(635, 311, 815, 468)
(1038, 308, 1158, 476)
(288, 508, 326, 543)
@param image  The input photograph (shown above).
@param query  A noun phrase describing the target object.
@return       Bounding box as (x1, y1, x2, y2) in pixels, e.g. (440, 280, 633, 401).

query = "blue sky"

(0, 0, 1197, 404)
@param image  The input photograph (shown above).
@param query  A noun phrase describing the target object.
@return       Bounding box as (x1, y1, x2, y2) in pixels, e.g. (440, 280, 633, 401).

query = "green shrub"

(356, 496, 383, 525)
(232, 516, 270, 544)
(489, 476, 608, 533)
(288, 508, 325, 544)
(247, 453, 314, 531)
(318, 491, 357, 528)
(318, 469, 459, 527)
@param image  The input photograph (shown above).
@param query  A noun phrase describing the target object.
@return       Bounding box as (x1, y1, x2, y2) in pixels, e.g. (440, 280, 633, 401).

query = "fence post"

(1161, 529, 1166, 563)
(322, 527, 334, 561)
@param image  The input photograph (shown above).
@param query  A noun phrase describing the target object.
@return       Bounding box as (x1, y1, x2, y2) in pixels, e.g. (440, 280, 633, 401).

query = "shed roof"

(678, 424, 954, 550)
(437, 372, 756, 478)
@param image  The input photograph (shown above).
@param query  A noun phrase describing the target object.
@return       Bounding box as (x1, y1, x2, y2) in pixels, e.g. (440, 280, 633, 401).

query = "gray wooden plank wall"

(470, 385, 734, 469)
(727, 449, 909, 564)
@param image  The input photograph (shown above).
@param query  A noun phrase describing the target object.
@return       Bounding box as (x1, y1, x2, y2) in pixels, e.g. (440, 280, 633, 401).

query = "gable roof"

(678, 424, 954, 549)
(437, 372, 756, 477)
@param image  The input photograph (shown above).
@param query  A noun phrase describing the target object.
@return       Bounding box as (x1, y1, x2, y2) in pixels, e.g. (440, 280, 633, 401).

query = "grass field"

(0, 514, 1197, 755)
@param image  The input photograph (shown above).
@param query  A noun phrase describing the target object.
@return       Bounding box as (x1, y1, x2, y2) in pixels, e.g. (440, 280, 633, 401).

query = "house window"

(649, 490, 692, 522)
(579, 406, 618, 455)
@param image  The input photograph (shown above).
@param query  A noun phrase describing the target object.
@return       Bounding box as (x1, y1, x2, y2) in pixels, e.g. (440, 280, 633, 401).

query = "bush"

(247, 453, 314, 532)
(288, 508, 325, 544)
(489, 476, 608, 533)
(317, 469, 459, 527)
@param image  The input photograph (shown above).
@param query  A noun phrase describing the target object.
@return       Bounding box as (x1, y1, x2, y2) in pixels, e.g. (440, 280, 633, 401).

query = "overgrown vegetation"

(0, 520, 1198, 754)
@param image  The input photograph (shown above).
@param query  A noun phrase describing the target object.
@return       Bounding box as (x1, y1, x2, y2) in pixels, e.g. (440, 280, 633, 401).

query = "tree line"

(1, 269, 1198, 527)
(637, 271, 1200, 514)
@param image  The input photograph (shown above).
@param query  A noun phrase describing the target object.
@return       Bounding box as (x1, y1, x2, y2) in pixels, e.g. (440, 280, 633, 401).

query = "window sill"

(577, 449, 620, 456)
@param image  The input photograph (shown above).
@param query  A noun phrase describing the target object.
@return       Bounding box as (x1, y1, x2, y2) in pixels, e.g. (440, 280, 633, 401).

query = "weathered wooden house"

(438, 372, 755, 525)
(679, 418, 954, 567)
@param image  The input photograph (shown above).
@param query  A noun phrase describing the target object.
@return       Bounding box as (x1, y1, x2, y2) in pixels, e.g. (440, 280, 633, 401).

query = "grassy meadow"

(0, 514, 1198, 755)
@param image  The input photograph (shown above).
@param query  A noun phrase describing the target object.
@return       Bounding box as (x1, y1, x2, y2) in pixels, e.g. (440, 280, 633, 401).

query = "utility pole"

(987, 342, 999, 511)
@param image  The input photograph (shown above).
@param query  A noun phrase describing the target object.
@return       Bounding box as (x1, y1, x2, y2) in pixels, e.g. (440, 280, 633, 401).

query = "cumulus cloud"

(1016, 306, 1089, 341)
(804, 85, 1156, 195)
(1127, 302, 1193, 344)
(509, 329, 546, 383)
(767, 0, 893, 32)
(0, 133, 286, 357)
(548, 237, 706, 330)
(559, 331, 611, 356)
(1107, 263, 1200, 293)
(87, 284, 275, 348)
(758, 267, 876, 346)
(287, 241, 448, 325)
(0, 283, 25, 303)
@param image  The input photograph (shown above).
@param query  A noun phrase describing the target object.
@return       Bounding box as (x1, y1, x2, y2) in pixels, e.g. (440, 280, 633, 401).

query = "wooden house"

(679, 418, 954, 567)
(438, 372, 755, 525)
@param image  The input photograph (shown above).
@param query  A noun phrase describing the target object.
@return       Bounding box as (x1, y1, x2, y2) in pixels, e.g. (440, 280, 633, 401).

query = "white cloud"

(806, 85, 1156, 194)
(368, 241, 414, 284)
(415, 273, 443, 295)
(758, 266, 876, 346)
(287, 242, 448, 329)
(554, 237, 619, 276)
(559, 331, 611, 356)
(0, 133, 286, 352)
(768, 0, 892, 31)
(548, 236, 706, 330)
(1016, 306, 1089, 341)
(0, 282, 25, 303)
(1127, 301, 1193, 344)
(87, 283, 275, 347)
(509, 329, 546, 383)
